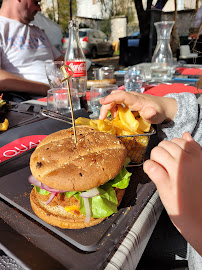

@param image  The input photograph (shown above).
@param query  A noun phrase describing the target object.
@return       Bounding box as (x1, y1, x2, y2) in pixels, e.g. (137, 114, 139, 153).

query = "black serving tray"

(0, 107, 157, 261)
(0, 102, 46, 130)
(0, 151, 155, 252)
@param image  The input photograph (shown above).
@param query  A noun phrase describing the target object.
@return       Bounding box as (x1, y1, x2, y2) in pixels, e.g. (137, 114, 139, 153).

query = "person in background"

(189, 5, 202, 64)
(99, 81, 202, 269)
(0, 0, 64, 101)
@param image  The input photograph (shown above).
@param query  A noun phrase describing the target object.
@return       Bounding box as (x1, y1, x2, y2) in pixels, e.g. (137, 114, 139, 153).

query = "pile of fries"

(0, 94, 9, 132)
(75, 104, 154, 163)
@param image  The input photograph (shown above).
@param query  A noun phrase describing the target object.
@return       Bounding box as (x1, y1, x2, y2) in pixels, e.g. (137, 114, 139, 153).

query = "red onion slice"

(28, 175, 41, 187)
(29, 175, 68, 193)
(46, 192, 57, 205)
(79, 187, 99, 198)
(83, 197, 91, 223)
(41, 183, 68, 193)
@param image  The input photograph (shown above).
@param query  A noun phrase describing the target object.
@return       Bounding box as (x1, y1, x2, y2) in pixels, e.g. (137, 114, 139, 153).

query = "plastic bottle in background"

(124, 66, 146, 93)
(64, 20, 88, 111)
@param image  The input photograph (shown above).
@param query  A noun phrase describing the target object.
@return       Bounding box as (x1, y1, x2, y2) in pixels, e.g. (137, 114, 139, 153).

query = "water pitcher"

(151, 21, 175, 81)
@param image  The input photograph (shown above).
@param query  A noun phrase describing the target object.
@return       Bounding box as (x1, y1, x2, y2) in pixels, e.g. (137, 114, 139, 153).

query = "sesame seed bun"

(30, 126, 127, 192)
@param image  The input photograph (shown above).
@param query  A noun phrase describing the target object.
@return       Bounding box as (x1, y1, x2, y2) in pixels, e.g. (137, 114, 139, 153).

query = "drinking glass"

(47, 88, 81, 115)
(90, 84, 118, 118)
(92, 66, 114, 80)
(124, 66, 146, 93)
(99, 66, 114, 80)
(45, 60, 67, 88)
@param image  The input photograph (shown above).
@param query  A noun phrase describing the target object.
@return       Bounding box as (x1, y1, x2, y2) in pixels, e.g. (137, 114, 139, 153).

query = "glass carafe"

(151, 21, 175, 81)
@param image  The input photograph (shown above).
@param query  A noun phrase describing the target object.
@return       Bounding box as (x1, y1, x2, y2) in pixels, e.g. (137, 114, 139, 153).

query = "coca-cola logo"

(0, 135, 47, 163)
(68, 62, 86, 72)
(65, 61, 87, 77)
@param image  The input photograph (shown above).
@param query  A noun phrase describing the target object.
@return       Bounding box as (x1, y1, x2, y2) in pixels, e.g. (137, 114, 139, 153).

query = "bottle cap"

(68, 20, 79, 29)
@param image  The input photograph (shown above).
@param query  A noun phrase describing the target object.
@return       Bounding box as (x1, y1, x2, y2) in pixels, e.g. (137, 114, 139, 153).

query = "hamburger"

(29, 126, 131, 229)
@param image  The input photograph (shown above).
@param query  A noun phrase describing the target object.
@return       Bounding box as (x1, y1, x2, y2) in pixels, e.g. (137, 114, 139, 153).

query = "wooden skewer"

(60, 65, 77, 144)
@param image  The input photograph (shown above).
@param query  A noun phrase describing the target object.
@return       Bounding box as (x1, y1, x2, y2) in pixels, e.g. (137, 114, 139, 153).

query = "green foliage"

(43, 0, 77, 34)
(100, 19, 111, 37)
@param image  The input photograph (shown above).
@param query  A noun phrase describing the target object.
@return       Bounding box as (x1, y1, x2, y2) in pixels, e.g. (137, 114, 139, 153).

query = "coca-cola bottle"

(65, 20, 88, 111)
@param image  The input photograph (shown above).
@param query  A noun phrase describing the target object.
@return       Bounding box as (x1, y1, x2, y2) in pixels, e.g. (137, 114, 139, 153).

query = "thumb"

(182, 132, 201, 151)
(143, 159, 169, 188)
(182, 132, 193, 142)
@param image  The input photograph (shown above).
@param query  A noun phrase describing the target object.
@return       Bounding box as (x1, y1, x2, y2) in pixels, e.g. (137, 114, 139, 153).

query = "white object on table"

(105, 191, 163, 270)
(179, 45, 198, 60)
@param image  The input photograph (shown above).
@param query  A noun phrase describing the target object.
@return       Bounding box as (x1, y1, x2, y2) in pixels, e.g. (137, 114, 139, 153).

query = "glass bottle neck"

(65, 21, 85, 60)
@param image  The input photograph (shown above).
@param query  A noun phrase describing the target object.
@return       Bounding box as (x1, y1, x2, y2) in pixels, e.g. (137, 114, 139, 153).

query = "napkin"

(37, 97, 47, 102)
(176, 67, 202, 76)
(86, 91, 90, 101)
(144, 83, 200, 96)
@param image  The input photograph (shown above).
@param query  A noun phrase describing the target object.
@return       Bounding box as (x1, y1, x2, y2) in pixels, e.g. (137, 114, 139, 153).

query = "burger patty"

(30, 188, 107, 228)
(37, 192, 80, 208)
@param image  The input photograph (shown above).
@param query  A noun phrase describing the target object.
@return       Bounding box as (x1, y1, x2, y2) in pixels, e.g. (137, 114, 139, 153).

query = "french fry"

(117, 104, 139, 133)
(89, 119, 99, 129)
(75, 117, 91, 126)
(97, 119, 116, 135)
(136, 116, 151, 133)
(111, 117, 132, 132)
(0, 118, 9, 131)
(116, 128, 134, 136)
(132, 111, 139, 118)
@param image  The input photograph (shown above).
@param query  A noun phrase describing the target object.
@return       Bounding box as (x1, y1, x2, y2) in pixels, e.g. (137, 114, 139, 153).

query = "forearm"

(0, 70, 49, 96)
(175, 217, 202, 256)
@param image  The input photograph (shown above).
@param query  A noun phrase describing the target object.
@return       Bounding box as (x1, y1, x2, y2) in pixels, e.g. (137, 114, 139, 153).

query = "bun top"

(30, 126, 127, 191)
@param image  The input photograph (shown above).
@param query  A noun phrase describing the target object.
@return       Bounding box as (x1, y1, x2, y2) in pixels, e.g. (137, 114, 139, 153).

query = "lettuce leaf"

(111, 167, 132, 189)
(64, 191, 78, 198)
(107, 110, 112, 118)
(35, 186, 50, 195)
(75, 185, 118, 218)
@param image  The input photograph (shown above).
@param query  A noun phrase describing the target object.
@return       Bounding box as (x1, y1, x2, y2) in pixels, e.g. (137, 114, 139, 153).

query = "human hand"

(143, 132, 202, 255)
(99, 90, 177, 125)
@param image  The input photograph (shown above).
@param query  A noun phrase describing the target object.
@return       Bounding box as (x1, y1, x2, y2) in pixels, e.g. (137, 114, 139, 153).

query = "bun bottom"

(87, 78, 116, 88)
(30, 188, 125, 229)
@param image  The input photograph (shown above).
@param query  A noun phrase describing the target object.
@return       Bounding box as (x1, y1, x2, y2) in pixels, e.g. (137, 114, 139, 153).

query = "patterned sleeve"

(158, 92, 202, 145)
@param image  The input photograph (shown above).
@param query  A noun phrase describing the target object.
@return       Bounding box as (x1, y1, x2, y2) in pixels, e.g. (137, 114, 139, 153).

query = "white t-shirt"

(0, 16, 61, 84)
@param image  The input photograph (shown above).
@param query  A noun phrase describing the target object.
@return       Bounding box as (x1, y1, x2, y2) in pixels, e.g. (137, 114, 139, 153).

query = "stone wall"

(111, 16, 127, 43)
(162, 9, 197, 37)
